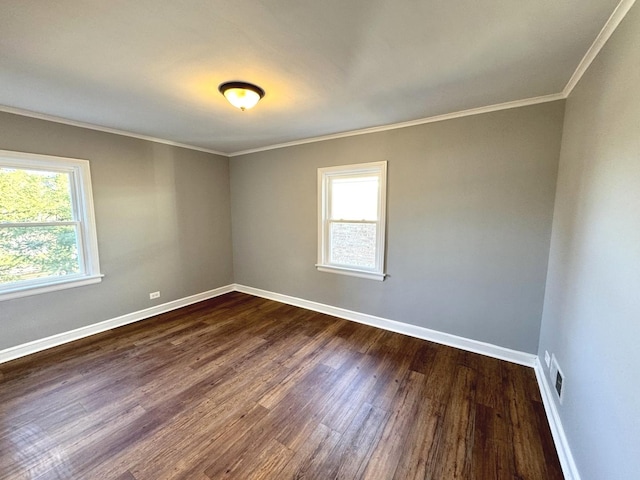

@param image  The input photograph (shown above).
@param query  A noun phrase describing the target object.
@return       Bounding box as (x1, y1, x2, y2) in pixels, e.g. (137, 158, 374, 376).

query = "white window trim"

(317, 161, 387, 281)
(0, 150, 103, 301)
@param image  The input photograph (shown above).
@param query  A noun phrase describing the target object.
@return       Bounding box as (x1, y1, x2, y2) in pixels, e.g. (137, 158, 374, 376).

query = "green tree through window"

(0, 150, 102, 300)
(0, 168, 80, 283)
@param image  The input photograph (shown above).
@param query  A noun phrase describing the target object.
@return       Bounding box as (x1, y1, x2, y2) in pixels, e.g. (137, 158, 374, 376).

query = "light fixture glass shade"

(219, 82, 265, 111)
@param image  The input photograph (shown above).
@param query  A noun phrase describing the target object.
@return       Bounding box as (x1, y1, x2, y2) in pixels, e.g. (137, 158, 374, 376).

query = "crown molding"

(2, 93, 565, 160)
(0, 104, 228, 157)
(2, 0, 634, 159)
(228, 93, 565, 157)
(563, 0, 637, 96)
(227, 0, 637, 158)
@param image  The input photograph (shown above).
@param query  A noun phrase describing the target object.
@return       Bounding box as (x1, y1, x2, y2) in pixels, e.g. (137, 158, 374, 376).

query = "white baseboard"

(235, 284, 580, 479)
(1, 282, 576, 480)
(0, 283, 536, 367)
(534, 359, 581, 480)
(0, 284, 234, 364)
(233, 284, 537, 367)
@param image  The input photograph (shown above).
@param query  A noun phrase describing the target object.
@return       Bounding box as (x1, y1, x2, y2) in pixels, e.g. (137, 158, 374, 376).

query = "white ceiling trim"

(0, 104, 228, 157)
(562, 0, 637, 96)
(228, 93, 566, 157)
(231, 0, 635, 157)
(0, 0, 634, 159)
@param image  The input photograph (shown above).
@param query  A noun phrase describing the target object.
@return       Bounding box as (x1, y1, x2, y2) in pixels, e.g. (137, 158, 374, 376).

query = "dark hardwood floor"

(0, 292, 563, 479)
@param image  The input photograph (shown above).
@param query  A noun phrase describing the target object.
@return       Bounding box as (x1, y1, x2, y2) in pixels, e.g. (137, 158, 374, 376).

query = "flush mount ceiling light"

(218, 81, 265, 111)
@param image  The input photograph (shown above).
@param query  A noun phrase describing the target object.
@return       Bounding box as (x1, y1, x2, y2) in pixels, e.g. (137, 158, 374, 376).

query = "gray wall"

(231, 102, 564, 353)
(0, 112, 233, 350)
(1, 7, 636, 473)
(538, 4, 640, 479)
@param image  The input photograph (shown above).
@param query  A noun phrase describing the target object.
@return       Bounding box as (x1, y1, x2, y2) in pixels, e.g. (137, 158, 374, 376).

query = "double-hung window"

(317, 161, 387, 281)
(0, 150, 102, 301)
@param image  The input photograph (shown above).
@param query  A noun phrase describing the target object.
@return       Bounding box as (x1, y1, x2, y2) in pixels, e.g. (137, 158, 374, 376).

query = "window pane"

(0, 167, 73, 223)
(330, 176, 378, 221)
(0, 225, 80, 283)
(329, 222, 376, 268)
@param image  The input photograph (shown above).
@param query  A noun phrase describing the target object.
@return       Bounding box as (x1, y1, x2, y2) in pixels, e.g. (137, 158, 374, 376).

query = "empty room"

(1, 1, 638, 479)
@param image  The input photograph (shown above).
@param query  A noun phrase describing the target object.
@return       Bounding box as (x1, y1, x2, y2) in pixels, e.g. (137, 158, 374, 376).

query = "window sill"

(0, 274, 104, 302)
(316, 265, 386, 281)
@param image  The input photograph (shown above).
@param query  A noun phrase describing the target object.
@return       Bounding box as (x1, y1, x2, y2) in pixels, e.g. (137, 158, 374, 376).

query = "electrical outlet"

(550, 354, 564, 403)
(544, 351, 551, 368)
(149, 291, 160, 300)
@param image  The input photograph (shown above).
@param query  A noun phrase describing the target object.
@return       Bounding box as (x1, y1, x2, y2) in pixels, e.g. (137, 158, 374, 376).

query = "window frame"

(317, 161, 387, 281)
(0, 150, 103, 301)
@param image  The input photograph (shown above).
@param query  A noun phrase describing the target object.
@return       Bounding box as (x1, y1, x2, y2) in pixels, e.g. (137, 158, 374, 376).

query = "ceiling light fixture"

(218, 81, 265, 111)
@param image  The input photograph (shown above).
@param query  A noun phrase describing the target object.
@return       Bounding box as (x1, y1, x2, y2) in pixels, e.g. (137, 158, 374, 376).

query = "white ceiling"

(0, 0, 626, 155)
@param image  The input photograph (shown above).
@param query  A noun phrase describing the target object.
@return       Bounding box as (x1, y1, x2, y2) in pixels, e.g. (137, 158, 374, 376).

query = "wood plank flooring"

(0, 292, 563, 479)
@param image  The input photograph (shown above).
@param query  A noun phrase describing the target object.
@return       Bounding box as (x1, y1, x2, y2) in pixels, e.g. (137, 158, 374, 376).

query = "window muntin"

(317, 161, 387, 281)
(0, 150, 102, 301)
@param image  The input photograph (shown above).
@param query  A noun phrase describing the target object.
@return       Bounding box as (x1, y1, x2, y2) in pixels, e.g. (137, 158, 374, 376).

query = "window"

(0, 150, 102, 301)
(317, 161, 387, 281)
